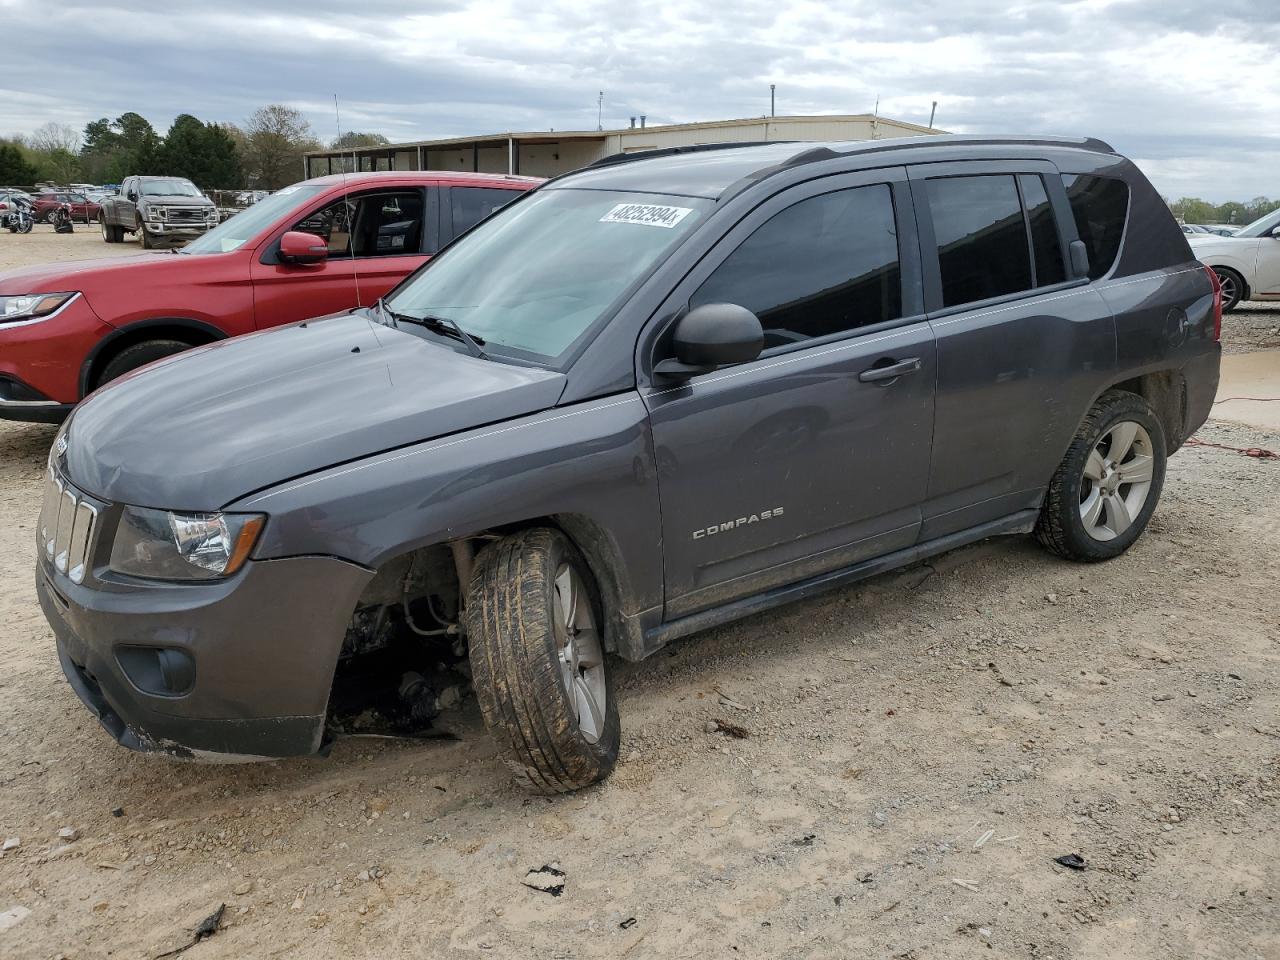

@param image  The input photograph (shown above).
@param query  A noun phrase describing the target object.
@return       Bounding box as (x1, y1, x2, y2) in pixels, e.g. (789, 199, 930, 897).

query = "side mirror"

(126, 190, 137, 202)
(279, 230, 329, 265)
(654, 302, 764, 380)
(1269, 225, 1280, 238)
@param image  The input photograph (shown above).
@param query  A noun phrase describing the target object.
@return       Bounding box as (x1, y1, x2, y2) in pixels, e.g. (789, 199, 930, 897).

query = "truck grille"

(38, 467, 99, 585)
(166, 207, 209, 224)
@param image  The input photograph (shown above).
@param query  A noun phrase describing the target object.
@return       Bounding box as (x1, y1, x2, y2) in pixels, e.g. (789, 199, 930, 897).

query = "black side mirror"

(127, 191, 137, 202)
(654, 302, 764, 380)
(1068, 239, 1091, 279)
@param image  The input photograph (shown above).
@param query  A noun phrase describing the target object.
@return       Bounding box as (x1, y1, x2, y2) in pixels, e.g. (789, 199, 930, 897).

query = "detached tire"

(466, 528, 620, 794)
(1036, 390, 1167, 562)
(96, 339, 191, 388)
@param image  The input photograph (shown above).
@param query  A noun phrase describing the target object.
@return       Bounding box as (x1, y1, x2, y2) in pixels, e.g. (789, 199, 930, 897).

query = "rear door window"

(1019, 174, 1066, 287)
(449, 187, 520, 241)
(926, 175, 1033, 308)
(1060, 174, 1129, 280)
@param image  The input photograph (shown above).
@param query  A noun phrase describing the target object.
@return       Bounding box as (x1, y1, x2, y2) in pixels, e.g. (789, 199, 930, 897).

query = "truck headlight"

(110, 507, 265, 580)
(150, 206, 167, 220)
(0, 292, 78, 325)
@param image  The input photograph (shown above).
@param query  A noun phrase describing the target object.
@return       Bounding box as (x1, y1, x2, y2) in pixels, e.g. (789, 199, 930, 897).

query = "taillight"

(1205, 265, 1223, 341)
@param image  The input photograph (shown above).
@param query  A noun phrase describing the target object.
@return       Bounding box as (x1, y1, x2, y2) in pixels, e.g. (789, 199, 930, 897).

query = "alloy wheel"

(1214, 269, 1238, 308)
(1079, 420, 1154, 541)
(552, 562, 606, 743)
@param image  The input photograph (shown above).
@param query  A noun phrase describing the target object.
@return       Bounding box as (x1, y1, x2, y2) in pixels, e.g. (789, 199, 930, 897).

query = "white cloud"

(0, 0, 1275, 199)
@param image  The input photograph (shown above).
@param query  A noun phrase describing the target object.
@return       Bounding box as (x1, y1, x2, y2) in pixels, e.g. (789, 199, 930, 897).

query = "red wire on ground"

(1184, 438, 1278, 459)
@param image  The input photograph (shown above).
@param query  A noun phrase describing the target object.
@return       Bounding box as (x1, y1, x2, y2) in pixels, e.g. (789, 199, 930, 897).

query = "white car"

(1189, 208, 1280, 311)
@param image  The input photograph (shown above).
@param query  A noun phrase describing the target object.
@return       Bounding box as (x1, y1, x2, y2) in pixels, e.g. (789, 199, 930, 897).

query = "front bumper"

(37, 552, 373, 759)
(0, 296, 114, 416)
(143, 222, 214, 236)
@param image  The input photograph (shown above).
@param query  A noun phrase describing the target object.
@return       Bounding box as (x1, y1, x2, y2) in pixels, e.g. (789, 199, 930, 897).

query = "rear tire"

(466, 528, 620, 794)
(1213, 266, 1245, 312)
(1035, 390, 1167, 562)
(100, 214, 122, 243)
(95, 339, 191, 388)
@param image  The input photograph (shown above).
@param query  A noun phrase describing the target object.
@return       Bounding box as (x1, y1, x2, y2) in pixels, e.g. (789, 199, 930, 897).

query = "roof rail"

(585, 141, 788, 170)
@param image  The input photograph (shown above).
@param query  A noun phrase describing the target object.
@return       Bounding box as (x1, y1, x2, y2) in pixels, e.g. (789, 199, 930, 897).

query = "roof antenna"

(333, 93, 362, 308)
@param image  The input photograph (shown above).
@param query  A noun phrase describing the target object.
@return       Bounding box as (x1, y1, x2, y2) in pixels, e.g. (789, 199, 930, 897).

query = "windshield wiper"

(377, 299, 488, 360)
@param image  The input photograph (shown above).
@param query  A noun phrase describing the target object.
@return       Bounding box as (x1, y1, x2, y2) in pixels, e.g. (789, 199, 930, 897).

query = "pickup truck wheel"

(138, 221, 157, 249)
(1212, 267, 1245, 312)
(100, 214, 121, 243)
(466, 528, 620, 794)
(96, 339, 191, 388)
(1035, 390, 1167, 562)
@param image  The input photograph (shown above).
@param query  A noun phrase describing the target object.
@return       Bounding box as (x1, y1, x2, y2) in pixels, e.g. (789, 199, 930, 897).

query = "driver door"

(642, 169, 937, 618)
(1255, 226, 1280, 297)
(249, 188, 436, 330)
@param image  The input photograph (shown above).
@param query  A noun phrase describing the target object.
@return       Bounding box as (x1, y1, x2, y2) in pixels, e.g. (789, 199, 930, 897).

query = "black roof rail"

(584, 141, 790, 170)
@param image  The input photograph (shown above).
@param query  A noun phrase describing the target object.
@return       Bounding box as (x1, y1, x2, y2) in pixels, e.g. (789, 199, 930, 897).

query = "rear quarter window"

(1061, 174, 1129, 280)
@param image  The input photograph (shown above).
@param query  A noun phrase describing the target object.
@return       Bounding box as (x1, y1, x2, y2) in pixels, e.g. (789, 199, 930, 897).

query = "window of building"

(691, 184, 903, 347)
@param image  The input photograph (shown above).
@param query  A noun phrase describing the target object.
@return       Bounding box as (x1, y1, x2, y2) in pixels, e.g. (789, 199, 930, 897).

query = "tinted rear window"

(926, 175, 1033, 308)
(451, 187, 519, 239)
(1061, 174, 1129, 280)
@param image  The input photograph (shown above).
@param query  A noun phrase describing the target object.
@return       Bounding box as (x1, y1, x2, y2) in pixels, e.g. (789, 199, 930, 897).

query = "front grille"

(38, 466, 99, 584)
(165, 207, 210, 224)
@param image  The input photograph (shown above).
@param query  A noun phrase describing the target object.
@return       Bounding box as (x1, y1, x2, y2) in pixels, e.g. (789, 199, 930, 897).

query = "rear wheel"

(466, 528, 620, 794)
(1212, 266, 1245, 312)
(99, 214, 122, 243)
(1035, 390, 1167, 562)
(95, 339, 191, 389)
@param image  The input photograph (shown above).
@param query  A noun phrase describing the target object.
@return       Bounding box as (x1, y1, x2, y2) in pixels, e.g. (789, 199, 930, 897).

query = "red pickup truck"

(0, 171, 540, 422)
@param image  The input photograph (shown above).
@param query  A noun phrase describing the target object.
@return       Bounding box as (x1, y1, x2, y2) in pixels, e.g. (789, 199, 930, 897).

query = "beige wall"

(516, 140, 607, 177)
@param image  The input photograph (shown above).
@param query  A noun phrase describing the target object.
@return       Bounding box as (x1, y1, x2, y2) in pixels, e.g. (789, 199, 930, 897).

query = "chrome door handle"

(858, 357, 922, 383)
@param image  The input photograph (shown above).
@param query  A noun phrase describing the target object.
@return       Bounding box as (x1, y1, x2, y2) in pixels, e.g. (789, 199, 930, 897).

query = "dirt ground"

(1, 230, 1278, 960)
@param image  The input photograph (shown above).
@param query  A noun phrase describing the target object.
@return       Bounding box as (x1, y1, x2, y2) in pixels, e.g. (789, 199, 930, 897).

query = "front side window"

(692, 184, 903, 346)
(291, 190, 424, 258)
(451, 187, 521, 240)
(927, 175, 1034, 308)
(1061, 174, 1129, 279)
(180, 184, 326, 255)
(385, 188, 710, 363)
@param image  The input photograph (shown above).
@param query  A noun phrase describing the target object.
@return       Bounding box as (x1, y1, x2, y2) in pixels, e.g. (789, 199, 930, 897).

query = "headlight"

(0, 292, 78, 324)
(110, 507, 265, 580)
(150, 206, 167, 220)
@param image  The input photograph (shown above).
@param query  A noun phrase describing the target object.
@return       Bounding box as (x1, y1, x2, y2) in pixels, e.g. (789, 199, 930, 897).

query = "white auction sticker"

(599, 202, 694, 229)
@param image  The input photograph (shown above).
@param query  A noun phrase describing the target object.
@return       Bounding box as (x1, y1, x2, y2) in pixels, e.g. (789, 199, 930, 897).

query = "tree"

(161, 114, 243, 189)
(0, 141, 38, 184)
(78, 112, 162, 182)
(242, 105, 321, 189)
(332, 131, 389, 149)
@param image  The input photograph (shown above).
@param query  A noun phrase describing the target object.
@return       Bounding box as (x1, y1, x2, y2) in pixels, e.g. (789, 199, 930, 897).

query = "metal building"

(303, 114, 942, 180)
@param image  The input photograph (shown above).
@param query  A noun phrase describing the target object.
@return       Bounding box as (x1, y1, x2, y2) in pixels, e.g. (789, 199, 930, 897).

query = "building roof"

(304, 113, 942, 158)
(546, 135, 1118, 200)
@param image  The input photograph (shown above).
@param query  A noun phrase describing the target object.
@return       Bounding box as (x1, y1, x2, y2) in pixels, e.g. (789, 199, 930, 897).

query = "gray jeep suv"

(36, 135, 1221, 792)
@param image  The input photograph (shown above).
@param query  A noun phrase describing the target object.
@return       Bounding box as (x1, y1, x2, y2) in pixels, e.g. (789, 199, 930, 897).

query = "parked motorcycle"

(51, 201, 75, 234)
(2, 196, 34, 234)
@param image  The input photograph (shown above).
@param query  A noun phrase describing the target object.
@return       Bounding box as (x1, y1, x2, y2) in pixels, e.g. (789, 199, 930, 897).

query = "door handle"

(858, 357, 922, 383)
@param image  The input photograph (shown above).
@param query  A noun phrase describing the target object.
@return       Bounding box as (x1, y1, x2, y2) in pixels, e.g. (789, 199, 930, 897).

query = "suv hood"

(0, 253, 182, 296)
(61, 311, 566, 510)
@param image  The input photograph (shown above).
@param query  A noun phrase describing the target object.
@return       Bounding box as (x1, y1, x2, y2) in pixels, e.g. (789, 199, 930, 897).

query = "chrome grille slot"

(38, 468, 100, 584)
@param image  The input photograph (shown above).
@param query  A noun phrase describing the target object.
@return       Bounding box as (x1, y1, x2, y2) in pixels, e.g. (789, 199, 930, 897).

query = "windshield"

(182, 184, 324, 254)
(385, 188, 711, 363)
(1236, 207, 1280, 239)
(141, 178, 203, 197)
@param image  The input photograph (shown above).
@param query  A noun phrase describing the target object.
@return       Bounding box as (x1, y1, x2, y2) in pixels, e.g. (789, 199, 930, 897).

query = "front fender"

(230, 394, 664, 659)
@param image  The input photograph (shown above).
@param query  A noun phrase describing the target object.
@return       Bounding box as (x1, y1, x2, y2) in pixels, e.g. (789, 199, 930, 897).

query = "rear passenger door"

(644, 170, 937, 618)
(443, 186, 522, 245)
(909, 161, 1116, 539)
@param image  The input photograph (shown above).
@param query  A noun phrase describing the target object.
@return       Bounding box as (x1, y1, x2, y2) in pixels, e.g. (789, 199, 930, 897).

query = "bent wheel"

(466, 528, 620, 793)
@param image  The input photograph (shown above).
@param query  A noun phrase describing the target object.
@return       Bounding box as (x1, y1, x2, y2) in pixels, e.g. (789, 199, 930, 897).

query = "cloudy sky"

(2, 0, 1276, 201)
